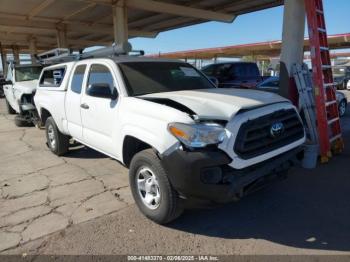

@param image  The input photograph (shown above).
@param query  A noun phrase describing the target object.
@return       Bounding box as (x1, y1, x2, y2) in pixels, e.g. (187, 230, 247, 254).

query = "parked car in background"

(3, 62, 43, 126)
(333, 65, 350, 90)
(202, 62, 262, 89)
(34, 56, 305, 224)
(257, 76, 348, 117)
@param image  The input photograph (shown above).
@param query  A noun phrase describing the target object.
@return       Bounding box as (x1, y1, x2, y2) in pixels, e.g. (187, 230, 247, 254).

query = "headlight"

(168, 122, 226, 148)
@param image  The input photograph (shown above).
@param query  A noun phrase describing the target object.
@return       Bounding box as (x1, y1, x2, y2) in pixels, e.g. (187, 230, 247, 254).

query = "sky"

(129, 0, 350, 55)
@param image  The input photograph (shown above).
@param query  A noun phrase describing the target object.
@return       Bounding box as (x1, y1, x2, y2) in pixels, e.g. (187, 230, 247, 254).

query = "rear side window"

(40, 67, 66, 87)
(71, 65, 86, 94)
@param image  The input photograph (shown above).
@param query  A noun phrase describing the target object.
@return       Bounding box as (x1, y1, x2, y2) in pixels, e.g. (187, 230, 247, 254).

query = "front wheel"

(129, 149, 183, 224)
(45, 117, 70, 156)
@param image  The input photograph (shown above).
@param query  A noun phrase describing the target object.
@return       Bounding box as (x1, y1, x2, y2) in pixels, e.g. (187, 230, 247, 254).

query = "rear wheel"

(45, 117, 70, 156)
(5, 99, 16, 114)
(129, 149, 183, 224)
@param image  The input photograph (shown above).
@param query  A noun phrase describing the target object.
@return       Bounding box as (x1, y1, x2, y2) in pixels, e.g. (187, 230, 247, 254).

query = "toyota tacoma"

(34, 57, 306, 224)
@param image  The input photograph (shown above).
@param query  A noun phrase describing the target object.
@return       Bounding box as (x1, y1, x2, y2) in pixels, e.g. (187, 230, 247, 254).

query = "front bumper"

(161, 146, 303, 203)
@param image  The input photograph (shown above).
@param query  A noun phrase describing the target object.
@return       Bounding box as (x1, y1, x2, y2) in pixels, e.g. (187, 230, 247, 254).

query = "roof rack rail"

(36, 42, 142, 65)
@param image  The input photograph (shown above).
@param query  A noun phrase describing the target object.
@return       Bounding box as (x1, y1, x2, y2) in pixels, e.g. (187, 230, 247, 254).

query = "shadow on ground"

(64, 145, 108, 159)
(169, 110, 350, 252)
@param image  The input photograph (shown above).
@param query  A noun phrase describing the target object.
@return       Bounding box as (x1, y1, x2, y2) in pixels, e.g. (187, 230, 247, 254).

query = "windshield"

(15, 66, 43, 82)
(118, 62, 215, 96)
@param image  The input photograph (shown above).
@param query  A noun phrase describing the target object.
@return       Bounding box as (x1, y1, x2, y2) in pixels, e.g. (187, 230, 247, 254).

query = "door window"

(71, 65, 86, 94)
(86, 64, 115, 97)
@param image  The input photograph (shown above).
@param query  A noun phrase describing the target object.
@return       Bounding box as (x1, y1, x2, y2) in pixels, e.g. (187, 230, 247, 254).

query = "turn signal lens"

(168, 122, 226, 148)
(169, 126, 190, 140)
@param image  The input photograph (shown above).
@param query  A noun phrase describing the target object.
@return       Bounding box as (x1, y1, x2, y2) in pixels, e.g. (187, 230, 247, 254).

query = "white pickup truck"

(34, 56, 306, 224)
(3, 62, 43, 126)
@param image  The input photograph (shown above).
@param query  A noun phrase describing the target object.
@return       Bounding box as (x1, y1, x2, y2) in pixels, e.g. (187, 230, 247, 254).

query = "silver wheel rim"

(339, 102, 346, 116)
(47, 124, 56, 149)
(136, 167, 161, 210)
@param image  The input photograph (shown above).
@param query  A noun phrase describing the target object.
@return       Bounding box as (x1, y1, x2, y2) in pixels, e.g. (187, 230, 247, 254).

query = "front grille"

(234, 109, 304, 159)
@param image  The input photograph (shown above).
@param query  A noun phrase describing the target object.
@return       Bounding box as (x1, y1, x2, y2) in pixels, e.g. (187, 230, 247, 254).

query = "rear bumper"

(161, 146, 303, 203)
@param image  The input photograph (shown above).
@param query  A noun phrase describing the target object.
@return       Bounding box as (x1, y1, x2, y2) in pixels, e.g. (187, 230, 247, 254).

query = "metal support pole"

(113, 0, 128, 46)
(279, 0, 305, 104)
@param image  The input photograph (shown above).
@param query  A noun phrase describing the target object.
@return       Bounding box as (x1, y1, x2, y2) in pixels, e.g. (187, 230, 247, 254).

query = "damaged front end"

(17, 91, 40, 127)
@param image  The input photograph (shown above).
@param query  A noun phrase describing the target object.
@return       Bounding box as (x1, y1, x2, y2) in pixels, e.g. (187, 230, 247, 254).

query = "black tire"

(5, 99, 16, 114)
(338, 99, 347, 117)
(14, 115, 34, 127)
(129, 149, 183, 224)
(45, 117, 70, 156)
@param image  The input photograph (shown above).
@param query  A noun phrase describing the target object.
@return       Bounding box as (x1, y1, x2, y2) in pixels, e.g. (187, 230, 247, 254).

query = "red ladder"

(305, 0, 344, 163)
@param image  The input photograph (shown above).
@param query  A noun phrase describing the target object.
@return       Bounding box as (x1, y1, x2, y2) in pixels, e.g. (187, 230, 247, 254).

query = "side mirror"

(87, 83, 118, 100)
(1, 80, 12, 85)
(208, 76, 219, 87)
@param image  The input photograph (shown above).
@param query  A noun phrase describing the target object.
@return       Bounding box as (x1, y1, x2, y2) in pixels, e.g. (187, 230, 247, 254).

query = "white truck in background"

(3, 62, 43, 126)
(34, 56, 306, 224)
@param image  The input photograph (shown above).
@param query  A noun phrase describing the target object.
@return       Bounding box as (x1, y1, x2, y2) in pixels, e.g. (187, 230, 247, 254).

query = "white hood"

(14, 80, 38, 94)
(140, 88, 289, 120)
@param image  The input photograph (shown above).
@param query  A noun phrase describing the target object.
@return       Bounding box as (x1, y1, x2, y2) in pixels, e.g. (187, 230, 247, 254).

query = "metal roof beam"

(125, 0, 235, 22)
(0, 15, 158, 38)
(0, 33, 110, 48)
(63, 3, 97, 20)
(28, 0, 56, 19)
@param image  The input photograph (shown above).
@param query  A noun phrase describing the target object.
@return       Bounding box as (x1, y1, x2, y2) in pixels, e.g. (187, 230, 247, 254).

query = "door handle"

(80, 103, 89, 109)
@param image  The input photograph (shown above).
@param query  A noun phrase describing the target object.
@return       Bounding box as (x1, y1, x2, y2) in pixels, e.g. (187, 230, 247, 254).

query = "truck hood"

(13, 80, 38, 94)
(139, 88, 289, 120)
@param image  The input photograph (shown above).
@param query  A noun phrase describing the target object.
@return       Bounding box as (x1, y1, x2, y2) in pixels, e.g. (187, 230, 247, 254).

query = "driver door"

(80, 63, 119, 157)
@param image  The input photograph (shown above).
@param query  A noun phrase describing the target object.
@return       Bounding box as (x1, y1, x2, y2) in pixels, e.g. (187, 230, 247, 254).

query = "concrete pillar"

(56, 24, 68, 48)
(12, 45, 20, 63)
(279, 0, 305, 104)
(29, 37, 37, 64)
(112, 0, 128, 46)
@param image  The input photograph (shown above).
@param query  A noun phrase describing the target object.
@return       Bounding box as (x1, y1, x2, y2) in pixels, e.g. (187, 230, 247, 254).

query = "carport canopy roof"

(148, 33, 350, 60)
(0, 0, 283, 52)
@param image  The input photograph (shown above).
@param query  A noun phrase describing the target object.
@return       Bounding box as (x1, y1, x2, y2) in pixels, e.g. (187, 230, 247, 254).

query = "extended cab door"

(65, 63, 87, 140)
(80, 63, 119, 156)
